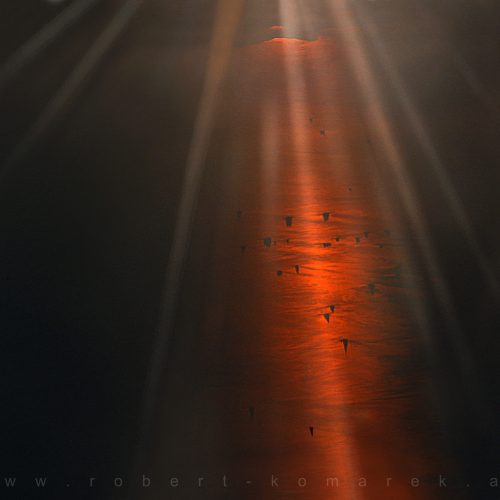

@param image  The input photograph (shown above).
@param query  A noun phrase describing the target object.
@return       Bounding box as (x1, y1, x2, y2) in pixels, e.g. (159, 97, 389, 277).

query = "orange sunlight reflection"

(220, 17, 454, 498)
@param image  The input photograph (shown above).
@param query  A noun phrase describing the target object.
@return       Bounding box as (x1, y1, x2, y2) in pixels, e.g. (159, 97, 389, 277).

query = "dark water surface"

(2, 2, 499, 499)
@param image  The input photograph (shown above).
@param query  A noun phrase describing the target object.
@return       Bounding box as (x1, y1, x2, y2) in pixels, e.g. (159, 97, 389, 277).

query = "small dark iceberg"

(339, 338, 349, 354)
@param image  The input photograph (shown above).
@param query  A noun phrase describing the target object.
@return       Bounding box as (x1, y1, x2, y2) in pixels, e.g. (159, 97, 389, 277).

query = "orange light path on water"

(227, 1, 456, 497)
(146, 2, 467, 497)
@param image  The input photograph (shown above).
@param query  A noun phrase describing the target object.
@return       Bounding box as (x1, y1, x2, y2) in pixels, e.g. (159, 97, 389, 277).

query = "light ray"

(138, 0, 244, 464)
(352, 2, 499, 298)
(0, 0, 143, 182)
(274, 1, 363, 496)
(327, 0, 485, 417)
(0, 0, 101, 89)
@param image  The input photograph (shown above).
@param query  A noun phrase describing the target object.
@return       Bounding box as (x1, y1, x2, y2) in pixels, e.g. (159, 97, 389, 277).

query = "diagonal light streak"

(327, 0, 485, 417)
(138, 0, 244, 461)
(0, 0, 142, 183)
(351, 2, 499, 298)
(0, 0, 101, 90)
